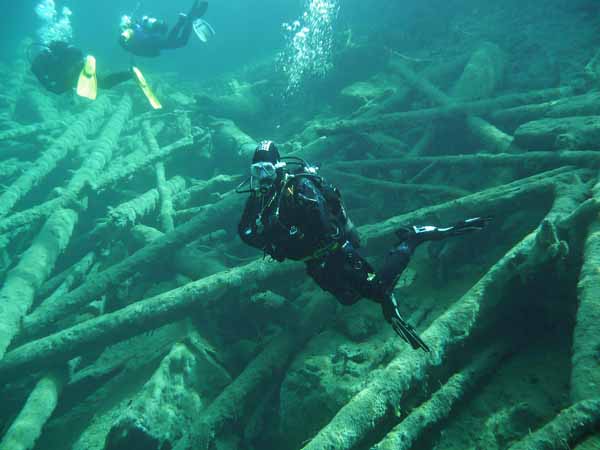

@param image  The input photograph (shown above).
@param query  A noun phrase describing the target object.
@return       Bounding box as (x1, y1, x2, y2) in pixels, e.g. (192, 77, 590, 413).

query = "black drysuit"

(238, 174, 413, 307)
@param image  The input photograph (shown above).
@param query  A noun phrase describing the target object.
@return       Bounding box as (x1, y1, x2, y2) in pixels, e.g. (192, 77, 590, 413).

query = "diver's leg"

(97, 71, 132, 90)
(162, 15, 187, 49)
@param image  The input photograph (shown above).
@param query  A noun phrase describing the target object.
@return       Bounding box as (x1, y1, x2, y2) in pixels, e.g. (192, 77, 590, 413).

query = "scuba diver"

(119, 0, 214, 58)
(30, 41, 162, 109)
(237, 141, 491, 351)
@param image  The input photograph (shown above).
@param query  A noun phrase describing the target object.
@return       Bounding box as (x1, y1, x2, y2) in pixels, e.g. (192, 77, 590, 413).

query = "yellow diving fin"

(132, 66, 162, 110)
(77, 55, 98, 100)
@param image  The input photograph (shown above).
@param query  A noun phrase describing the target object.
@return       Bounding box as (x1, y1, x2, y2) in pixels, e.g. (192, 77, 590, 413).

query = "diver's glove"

(395, 216, 492, 245)
(382, 294, 430, 352)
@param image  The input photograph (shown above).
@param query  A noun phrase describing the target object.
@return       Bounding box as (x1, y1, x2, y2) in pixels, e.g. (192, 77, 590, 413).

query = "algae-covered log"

(0, 96, 131, 237)
(0, 120, 64, 142)
(492, 91, 600, 128)
(172, 175, 239, 209)
(107, 176, 186, 230)
(0, 209, 78, 359)
(0, 97, 110, 218)
(328, 151, 600, 174)
(104, 341, 230, 450)
(392, 42, 513, 154)
(23, 193, 244, 340)
(64, 95, 132, 196)
(571, 179, 600, 402)
(300, 185, 585, 450)
(192, 293, 336, 450)
(142, 121, 176, 232)
(507, 399, 600, 450)
(315, 87, 572, 136)
(0, 259, 298, 384)
(514, 116, 600, 151)
(324, 169, 470, 199)
(3, 168, 582, 380)
(0, 372, 65, 450)
(94, 135, 196, 191)
(372, 346, 509, 450)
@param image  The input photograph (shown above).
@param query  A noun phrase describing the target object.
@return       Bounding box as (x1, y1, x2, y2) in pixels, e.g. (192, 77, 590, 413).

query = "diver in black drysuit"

(237, 141, 491, 351)
(119, 0, 208, 58)
(31, 41, 131, 95)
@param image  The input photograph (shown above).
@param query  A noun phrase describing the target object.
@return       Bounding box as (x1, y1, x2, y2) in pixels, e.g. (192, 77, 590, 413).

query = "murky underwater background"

(1, 0, 600, 449)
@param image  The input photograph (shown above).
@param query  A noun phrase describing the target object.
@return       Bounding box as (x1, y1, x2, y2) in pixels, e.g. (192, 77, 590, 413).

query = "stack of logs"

(0, 38, 599, 450)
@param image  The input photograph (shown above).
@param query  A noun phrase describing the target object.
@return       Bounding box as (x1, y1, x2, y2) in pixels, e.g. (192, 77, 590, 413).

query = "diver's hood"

(193, 19, 215, 43)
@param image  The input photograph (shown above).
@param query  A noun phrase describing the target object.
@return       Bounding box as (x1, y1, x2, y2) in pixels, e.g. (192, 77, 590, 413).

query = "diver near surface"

(119, 0, 213, 58)
(237, 141, 491, 352)
(30, 41, 163, 108)
(31, 41, 131, 97)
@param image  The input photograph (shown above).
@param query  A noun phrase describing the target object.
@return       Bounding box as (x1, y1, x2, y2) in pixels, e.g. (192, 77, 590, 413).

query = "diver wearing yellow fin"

(31, 41, 162, 108)
(132, 66, 162, 109)
(76, 55, 98, 100)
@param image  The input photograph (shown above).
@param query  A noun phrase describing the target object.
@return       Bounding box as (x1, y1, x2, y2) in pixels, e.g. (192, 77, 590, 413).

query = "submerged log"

(0, 259, 297, 384)
(300, 185, 586, 450)
(191, 293, 336, 450)
(107, 176, 186, 230)
(391, 42, 513, 154)
(104, 341, 230, 450)
(372, 345, 510, 450)
(93, 135, 195, 191)
(508, 399, 600, 450)
(571, 178, 600, 402)
(514, 116, 600, 151)
(0, 209, 78, 359)
(0, 97, 110, 218)
(0, 372, 65, 450)
(22, 193, 244, 340)
(316, 88, 572, 136)
(0, 168, 580, 382)
(492, 91, 600, 129)
(0, 120, 65, 142)
(142, 121, 175, 232)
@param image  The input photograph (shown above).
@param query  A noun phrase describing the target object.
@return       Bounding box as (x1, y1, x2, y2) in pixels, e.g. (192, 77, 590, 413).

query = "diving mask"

(250, 161, 283, 192)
